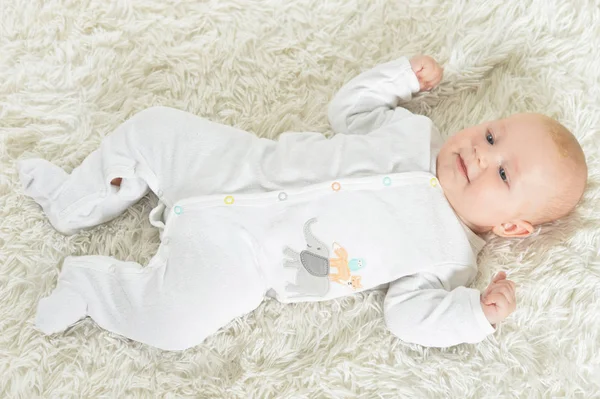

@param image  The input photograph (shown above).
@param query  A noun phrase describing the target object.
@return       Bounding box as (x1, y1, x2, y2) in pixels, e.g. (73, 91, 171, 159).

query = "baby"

(18, 55, 587, 351)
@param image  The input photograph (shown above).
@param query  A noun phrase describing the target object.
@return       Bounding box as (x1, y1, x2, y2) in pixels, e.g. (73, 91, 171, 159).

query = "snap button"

(331, 182, 341, 191)
(383, 176, 392, 186)
(224, 195, 234, 205)
(430, 177, 438, 187)
(278, 192, 287, 201)
(157, 189, 164, 197)
(174, 205, 183, 215)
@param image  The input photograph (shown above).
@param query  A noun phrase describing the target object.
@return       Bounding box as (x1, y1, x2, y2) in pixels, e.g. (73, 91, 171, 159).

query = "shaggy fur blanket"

(1, 0, 599, 397)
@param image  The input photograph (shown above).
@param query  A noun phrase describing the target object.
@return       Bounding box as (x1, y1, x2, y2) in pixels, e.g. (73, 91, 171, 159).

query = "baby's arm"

(383, 264, 499, 347)
(327, 55, 443, 135)
(480, 271, 517, 326)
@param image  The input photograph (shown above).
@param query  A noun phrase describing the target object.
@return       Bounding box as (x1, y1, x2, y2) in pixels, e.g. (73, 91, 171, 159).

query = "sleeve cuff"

(469, 289, 497, 336)
(396, 57, 421, 94)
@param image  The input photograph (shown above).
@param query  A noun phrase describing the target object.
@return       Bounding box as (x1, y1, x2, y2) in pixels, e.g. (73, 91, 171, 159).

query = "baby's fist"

(480, 272, 517, 326)
(409, 55, 443, 91)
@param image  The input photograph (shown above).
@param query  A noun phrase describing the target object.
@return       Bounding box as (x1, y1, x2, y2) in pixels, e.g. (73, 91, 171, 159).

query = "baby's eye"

(486, 131, 495, 145)
(499, 166, 507, 182)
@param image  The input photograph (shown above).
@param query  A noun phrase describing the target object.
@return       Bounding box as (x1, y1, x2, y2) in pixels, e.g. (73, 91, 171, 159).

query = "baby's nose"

(474, 146, 488, 169)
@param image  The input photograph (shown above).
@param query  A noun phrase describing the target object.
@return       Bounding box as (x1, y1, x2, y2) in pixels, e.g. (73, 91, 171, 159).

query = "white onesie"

(19, 57, 495, 351)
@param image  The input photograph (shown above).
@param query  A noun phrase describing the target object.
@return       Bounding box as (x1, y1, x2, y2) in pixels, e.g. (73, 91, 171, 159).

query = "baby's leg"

(18, 106, 258, 234)
(19, 157, 148, 236)
(35, 255, 150, 336)
(36, 254, 182, 348)
(37, 243, 266, 351)
(17, 119, 154, 234)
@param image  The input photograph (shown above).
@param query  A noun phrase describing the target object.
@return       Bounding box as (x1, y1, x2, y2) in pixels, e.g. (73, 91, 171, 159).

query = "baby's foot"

(18, 158, 68, 209)
(17, 159, 77, 234)
(35, 286, 87, 335)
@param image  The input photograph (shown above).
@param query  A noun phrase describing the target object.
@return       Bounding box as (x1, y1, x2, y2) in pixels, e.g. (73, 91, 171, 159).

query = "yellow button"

(430, 177, 438, 187)
(331, 182, 341, 191)
(224, 195, 234, 205)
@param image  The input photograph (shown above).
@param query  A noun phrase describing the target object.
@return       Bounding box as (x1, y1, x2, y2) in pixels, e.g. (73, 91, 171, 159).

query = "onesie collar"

(460, 222, 487, 256)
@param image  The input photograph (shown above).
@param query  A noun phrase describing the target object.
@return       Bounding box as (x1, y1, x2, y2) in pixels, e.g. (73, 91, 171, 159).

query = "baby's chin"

(445, 200, 485, 232)
(436, 180, 497, 233)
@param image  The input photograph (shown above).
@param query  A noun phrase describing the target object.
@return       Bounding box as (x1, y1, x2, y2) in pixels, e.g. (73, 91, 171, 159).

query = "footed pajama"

(20, 56, 494, 350)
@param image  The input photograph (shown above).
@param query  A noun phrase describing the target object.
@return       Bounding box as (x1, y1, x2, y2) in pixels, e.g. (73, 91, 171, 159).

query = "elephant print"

(283, 218, 331, 297)
(329, 242, 366, 290)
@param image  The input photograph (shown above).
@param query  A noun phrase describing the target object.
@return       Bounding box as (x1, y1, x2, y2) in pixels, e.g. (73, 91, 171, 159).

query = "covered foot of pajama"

(18, 149, 149, 235)
(36, 284, 87, 335)
(35, 230, 268, 351)
(18, 158, 75, 234)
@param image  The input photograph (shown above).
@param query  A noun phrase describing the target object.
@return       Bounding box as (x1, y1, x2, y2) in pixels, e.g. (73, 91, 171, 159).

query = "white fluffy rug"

(1, 0, 599, 397)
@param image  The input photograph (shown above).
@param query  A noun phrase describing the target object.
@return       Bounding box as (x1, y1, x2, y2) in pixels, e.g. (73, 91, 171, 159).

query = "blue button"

(383, 176, 392, 186)
(174, 205, 183, 215)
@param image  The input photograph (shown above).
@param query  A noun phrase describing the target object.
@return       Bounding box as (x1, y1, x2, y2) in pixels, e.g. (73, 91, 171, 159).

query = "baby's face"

(437, 114, 569, 234)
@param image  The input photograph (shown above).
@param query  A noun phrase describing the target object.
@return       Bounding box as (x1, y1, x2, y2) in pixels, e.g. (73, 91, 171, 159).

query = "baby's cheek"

(464, 182, 504, 221)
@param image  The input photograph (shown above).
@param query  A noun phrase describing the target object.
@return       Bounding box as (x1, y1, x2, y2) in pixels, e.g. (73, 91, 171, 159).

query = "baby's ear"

(492, 220, 534, 238)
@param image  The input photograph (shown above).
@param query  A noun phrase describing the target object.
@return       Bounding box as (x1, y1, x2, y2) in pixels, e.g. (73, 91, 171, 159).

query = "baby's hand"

(409, 55, 443, 91)
(480, 271, 517, 326)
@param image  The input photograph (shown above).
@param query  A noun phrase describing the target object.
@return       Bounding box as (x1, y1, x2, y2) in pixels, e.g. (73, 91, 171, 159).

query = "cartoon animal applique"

(329, 242, 366, 290)
(349, 275, 363, 290)
(282, 218, 330, 297)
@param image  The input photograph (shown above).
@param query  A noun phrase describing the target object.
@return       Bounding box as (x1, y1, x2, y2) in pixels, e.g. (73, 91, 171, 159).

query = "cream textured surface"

(1, 0, 599, 397)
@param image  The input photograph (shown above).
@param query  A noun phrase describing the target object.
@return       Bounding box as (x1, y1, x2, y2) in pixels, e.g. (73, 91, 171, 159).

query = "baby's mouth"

(457, 154, 470, 182)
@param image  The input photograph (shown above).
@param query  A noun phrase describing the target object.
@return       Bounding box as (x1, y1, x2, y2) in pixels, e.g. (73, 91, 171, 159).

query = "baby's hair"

(544, 117, 576, 159)
(529, 115, 587, 225)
